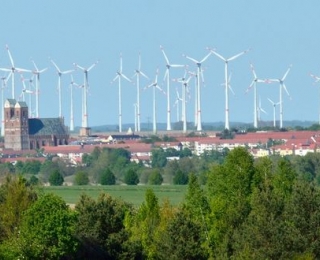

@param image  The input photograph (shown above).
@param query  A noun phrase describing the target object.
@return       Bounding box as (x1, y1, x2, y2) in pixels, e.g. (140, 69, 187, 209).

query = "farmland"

(43, 185, 188, 207)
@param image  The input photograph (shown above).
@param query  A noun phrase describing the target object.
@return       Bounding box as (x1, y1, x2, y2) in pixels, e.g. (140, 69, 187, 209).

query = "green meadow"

(43, 185, 188, 207)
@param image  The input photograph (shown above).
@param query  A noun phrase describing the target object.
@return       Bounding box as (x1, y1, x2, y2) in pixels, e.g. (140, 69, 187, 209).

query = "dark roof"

(28, 118, 68, 136)
(15, 101, 28, 108)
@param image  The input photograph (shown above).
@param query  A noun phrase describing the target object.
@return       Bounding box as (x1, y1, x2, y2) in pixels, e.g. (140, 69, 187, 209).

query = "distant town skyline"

(0, 1, 320, 129)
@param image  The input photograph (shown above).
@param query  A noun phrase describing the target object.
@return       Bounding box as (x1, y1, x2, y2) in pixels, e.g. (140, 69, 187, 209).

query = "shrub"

(100, 168, 116, 185)
(74, 171, 89, 185)
(148, 169, 163, 185)
(49, 170, 64, 186)
(124, 169, 139, 185)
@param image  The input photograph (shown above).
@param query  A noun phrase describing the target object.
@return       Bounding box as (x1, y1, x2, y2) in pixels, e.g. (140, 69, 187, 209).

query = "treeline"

(1, 148, 320, 258)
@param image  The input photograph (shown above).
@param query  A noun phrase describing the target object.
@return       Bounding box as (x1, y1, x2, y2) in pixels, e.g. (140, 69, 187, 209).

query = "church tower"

(4, 99, 29, 150)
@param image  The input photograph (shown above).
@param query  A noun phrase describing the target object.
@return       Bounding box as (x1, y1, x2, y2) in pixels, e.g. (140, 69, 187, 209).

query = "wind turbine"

(209, 47, 250, 130)
(173, 88, 182, 123)
(0, 74, 9, 136)
(19, 73, 34, 102)
(69, 75, 80, 132)
(246, 63, 269, 128)
(310, 72, 320, 124)
(144, 68, 166, 134)
(50, 59, 73, 118)
(268, 65, 292, 129)
(74, 61, 98, 129)
(31, 60, 47, 118)
(112, 53, 131, 133)
(177, 75, 192, 133)
(160, 45, 184, 131)
(184, 51, 211, 131)
(133, 103, 138, 132)
(0, 45, 30, 99)
(132, 52, 148, 132)
(257, 96, 267, 123)
(268, 98, 280, 128)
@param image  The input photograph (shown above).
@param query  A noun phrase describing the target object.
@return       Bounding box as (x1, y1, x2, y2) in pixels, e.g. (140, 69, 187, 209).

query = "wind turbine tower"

(51, 59, 73, 118)
(209, 48, 250, 130)
(74, 61, 98, 136)
(269, 65, 292, 129)
(144, 68, 166, 134)
(0, 75, 8, 136)
(112, 53, 131, 133)
(184, 51, 211, 131)
(69, 75, 80, 132)
(133, 52, 148, 132)
(31, 60, 47, 118)
(160, 45, 184, 131)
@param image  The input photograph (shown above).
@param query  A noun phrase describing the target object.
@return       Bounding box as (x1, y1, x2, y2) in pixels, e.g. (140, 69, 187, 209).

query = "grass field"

(43, 185, 188, 207)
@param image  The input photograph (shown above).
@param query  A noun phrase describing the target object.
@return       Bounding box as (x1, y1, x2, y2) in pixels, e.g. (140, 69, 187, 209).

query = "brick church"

(4, 99, 69, 150)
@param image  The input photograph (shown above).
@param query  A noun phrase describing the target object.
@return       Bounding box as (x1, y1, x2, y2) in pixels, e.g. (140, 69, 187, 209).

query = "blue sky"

(0, 1, 320, 128)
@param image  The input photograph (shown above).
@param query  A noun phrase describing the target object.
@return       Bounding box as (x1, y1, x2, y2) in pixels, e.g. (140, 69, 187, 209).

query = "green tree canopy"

(100, 168, 116, 185)
(49, 169, 64, 186)
(74, 171, 89, 185)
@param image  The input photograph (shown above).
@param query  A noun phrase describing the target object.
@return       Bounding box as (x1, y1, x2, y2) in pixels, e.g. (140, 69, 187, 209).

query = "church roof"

(15, 101, 28, 108)
(28, 118, 68, 136)
(4, 99, 16, 108)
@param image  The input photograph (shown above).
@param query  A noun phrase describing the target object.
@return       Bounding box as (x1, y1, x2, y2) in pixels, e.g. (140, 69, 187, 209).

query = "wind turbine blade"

(228, 48, 250, 61)
(51, 60, 61, 72)
(31, 60, 39, 71)
(121, 74, 132, 82)
(6, 45, 14, 67)
(87, 61, 98, 71)
(138, 52, 142, 70)
(160, 45, 170, 65)
(260, 108, 267, 114)
(112, 75, 119, 82)
(120, 53, 123, 72)
(140, 71, 149, 80)
(267, 98, 274, 105)
(61, 69, 74, 74)
(16, 68, 32, 73)
(229, 85, 235, 96)
(0, 68, 11, 72)
(74, 63, 85, 71)
(211, 50, 226, 62)
(246, 81, 255, 93)
(171, 64, 184, 68)
(282, 65, 292, 81)
(200, 52, 212, 63)
(163, 69, 169, 81)
(310, 73, 320, 82)
(184, 55, 199, 64)
(282, 83, 291, 98)
(250, 63, 257, 79)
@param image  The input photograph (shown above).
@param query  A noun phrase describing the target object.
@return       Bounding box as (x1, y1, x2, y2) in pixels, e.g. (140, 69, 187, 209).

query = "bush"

(74, 171, 89, 185)
(173, 170, 188, 185)
(29, 175, 39, 186)
(148, 169, 163, 185)
(100, 168, 116, 185)
(49, 170, 64, 186)
(124, 169, 139, 185)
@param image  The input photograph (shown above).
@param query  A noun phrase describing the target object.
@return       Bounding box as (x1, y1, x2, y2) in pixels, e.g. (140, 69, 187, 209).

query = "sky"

(0, 1, 320, 129)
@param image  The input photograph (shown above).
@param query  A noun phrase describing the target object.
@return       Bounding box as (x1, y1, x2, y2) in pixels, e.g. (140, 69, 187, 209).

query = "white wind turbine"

(268, 98, 280, 128)
(245, 63, 269, 128)
(69, 75, 80, 132)
(173, 88, 182, 122)
(310, 72, 320, 124)
(175, 74, 192, 133)
(112, 53, 131, 133)
(144, 68, 166, 134)
(19, 73, 34, 102)
(257, 97, 267, 123)
(184, 51, 211, 131)
(0, 74, 9, 136)
(269, 65, 292, 129)
(160, 45, 184, 131)
(31, 60, 47, 118)
(133, 52, 148, 132)
(50, 59, 73, 118)
(0, 45, 30, 99)
(209, 48, 250, 130)
(133, 103, 138, 132)
(74, 61, 98, 129)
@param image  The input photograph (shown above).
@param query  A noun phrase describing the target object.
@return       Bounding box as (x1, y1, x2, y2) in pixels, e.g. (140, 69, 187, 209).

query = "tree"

(28, 175, 39, 186)
(148, 169, 163, 185)
(173, 169, 188, 185)
(151, 148, 167, 168)
(17, 193, 78, 259)
(74, 171, 89, 185)
(49, 169, 64, 186)
(21, 160, 41, 175)
(100, 168, 116, 185)
(124, 169, 139, 185)
(75, 193, 135, 259)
